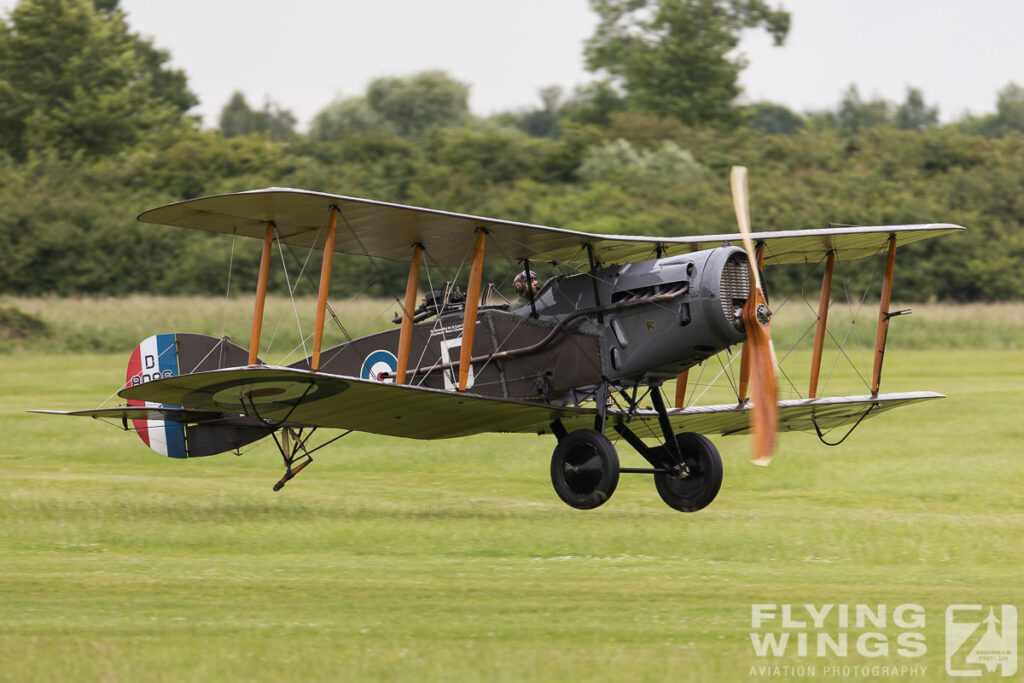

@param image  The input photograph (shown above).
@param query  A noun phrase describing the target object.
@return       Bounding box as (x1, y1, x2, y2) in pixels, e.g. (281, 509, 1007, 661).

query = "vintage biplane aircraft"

(34, 168, 963, 512)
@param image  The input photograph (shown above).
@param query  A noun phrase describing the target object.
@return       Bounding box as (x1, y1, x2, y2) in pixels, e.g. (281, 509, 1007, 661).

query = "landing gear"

(653, 433, 722, 512)
(272, 428, 314, 491)
(549, 429, 620, 509)
(242, 392, 354, 491)
(549, 383, 725, 512)
(266, 427, 352, 491)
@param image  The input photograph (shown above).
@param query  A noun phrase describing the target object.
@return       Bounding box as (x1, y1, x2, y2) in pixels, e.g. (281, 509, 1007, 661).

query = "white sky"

(3, 0, 1023, 128)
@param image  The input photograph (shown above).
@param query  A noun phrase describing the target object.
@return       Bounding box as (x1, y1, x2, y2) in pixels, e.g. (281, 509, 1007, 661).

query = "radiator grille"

(720, 253, 750, 331)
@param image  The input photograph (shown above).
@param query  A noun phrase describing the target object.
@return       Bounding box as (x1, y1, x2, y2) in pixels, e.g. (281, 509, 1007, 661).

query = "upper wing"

(138, 188, 964, 267)
(117, 365, 942, 441)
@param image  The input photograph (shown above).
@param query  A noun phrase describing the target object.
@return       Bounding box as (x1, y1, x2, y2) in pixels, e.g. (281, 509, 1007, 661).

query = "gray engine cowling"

(517, 245, 751, 385)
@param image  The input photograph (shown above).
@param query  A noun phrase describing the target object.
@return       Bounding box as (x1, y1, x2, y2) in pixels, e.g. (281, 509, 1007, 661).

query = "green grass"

(2, 344, 1022, 681)
(0, 295, 403, 356)
(4, 295, 1024, 356)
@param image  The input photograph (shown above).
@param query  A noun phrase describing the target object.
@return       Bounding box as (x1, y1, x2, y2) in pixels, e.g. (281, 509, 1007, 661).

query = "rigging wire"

(274, 226, 308, 362)
(686, 238, 887, 409)
(685, 358, 710, 409)
(336, 207, 404, 306)
(688, 349, 742, 406)
(262, 224, 321, 363)
(221, 231, 237, 337)
(760, 248, 831, 400)
(412, 245, 469, 388)
(818, 243, 888, 396)
(813, 404, 877, 446)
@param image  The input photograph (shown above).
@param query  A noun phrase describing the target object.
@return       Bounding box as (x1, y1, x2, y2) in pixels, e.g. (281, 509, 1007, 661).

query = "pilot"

(510, 270, 540, 311)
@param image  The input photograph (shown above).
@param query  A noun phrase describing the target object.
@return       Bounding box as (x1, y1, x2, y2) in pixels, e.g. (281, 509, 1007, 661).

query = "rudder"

(125, 333, 259, 458)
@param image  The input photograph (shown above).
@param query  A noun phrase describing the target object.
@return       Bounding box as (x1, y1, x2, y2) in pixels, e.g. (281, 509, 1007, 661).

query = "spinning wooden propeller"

(730, 166, 779, 465)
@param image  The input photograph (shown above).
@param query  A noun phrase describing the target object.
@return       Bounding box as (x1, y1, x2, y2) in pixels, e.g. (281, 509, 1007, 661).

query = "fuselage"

(298, 245, 751, 405)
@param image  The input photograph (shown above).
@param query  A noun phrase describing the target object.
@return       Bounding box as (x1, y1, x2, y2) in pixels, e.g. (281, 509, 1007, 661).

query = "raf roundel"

(360, 350, 398, 383)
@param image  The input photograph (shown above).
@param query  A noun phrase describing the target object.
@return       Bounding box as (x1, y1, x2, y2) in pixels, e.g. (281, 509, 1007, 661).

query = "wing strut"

(248, 223, 276, 365)
(871, 235, 897, 396)
(458, 228, 487, 391)
(396, 243, 423, 384)
(674, 243, 700, 408)
(674, 369, 689, 409)
(311, 207, 340, 371)
(808, 251, 836, 398)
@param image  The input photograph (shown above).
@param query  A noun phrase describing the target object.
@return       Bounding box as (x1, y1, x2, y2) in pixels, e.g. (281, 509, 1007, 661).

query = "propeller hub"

(755, 302, 772, 326)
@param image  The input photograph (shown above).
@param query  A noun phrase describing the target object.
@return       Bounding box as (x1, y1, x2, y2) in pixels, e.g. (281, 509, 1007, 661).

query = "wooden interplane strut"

(674, 369, 689, 409)
(395, 244, 422, 385)
(871, 236, 897, 396)
(808, 251, 836, 399)
(458, 229, 487, 391)
(311, 207, 339, 372)
(674, 243, 699, 409)
(248, 224, 276, 365)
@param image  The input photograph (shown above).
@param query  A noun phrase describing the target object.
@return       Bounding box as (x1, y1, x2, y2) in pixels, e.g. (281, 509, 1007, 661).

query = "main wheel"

(550, 429, 620, 509)
(653, 432, 723, 512)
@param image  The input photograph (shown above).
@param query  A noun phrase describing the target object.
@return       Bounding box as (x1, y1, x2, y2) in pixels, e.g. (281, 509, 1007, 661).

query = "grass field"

(5, 296, 1024, 355)
(2, 302, 1023, 681)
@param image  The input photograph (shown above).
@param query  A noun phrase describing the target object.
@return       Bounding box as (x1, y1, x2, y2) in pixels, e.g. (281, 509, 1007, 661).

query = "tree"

(310, 96, 390, 141)
(218, 91, 296, 141)
(584, 0, 789, 127)
(577, 138, 703, 188)
(0, 0, 196, 159)
(894, 87, 939, 132)
(516, 86, 564, 139)
(365, 71, 470, 139)
(90, 0, 120, 16)
(561, 79, 628, 127)
(218, 92, 253, 139)
(90, 0, 196, 115)
(747, 102, 804, 134)
(836, 85, 891, 135)
(951, 83, 1024, 138)
(309, 71, 470, 142)
(989, 82, 1024, 137)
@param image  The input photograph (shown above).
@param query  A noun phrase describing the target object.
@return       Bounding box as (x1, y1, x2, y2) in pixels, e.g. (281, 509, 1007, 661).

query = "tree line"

(1, 0, 1021, 303)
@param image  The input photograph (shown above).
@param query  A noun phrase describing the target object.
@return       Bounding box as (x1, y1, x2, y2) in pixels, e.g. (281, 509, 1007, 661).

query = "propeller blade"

(730, 167, 761, 292)
(744, 290, 779, 465)
(730, 166, 779, 465)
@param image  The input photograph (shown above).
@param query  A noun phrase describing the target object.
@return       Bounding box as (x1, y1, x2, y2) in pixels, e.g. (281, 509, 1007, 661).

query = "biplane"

(34, 168, 963, 512)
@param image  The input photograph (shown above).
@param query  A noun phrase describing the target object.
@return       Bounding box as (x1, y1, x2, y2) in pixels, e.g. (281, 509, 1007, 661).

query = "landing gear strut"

(549, 383, 723, 512)
(266, 426, 353, 491)
(271, 428, 314, 491)
(615, 385, 723, 512)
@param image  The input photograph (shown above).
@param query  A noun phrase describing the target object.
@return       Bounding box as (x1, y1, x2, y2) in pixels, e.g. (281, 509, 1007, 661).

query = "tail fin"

(125, 333, 264, 458)
(126, 334, 185, 457)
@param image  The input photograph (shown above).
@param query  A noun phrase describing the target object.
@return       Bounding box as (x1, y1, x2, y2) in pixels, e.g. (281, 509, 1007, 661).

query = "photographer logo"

(945, 605, 1017, 677)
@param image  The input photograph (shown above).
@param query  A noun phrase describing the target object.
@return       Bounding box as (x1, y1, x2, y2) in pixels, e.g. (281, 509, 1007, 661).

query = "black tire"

(653, 432, 723, 513)
(550, 429, 620, 510)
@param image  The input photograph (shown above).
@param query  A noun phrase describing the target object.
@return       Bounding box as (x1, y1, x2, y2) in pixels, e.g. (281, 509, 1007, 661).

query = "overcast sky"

(4, 0, 1022, 128)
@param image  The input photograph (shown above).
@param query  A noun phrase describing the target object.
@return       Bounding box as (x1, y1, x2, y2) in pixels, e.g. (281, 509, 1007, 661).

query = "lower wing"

(110, 365, 942, 441)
